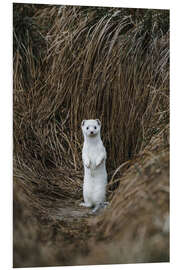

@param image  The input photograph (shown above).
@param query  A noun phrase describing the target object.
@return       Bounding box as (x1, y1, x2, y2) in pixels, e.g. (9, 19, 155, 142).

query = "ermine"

(80, 119, 108, 213)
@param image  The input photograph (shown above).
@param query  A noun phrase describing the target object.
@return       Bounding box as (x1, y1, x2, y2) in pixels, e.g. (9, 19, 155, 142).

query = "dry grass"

(81, 124, 169, 265)
(13, 4, 169, 267)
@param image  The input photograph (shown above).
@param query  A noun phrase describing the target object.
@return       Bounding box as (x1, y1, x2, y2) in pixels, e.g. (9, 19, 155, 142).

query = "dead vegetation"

(13, 4, 169, 267)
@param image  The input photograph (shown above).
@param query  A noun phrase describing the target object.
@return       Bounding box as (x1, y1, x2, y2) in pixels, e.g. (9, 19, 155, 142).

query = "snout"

(88, 129, 96, 136)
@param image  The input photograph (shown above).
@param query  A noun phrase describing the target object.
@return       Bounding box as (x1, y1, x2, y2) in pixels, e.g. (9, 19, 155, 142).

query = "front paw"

(84, 159, 90, 168)
(96, 157, 104, 167)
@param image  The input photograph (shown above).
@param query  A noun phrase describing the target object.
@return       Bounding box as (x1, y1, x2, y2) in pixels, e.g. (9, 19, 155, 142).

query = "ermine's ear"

(81, 120, 86, 127)
(96, 119, 101, 126)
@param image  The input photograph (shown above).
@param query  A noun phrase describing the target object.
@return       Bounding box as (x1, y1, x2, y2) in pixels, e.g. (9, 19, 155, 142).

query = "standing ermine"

(80, 119, 108, 213)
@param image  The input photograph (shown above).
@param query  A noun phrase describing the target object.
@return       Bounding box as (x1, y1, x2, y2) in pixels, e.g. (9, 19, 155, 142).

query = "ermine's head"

(81, 119, 101, 138)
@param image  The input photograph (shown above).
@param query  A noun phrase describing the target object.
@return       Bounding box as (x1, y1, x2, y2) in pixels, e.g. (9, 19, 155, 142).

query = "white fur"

(80, 119, 107, 211)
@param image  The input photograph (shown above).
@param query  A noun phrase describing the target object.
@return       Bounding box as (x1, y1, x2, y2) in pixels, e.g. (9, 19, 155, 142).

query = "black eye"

(94, 126, 97, 129)
(86, 126, 89, 130)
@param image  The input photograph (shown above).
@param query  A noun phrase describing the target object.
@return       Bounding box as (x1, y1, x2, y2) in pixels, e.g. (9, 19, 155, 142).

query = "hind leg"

(80, 181, 94, 208)
(79, 202, 92, 208)
(80, 193, 93, 208)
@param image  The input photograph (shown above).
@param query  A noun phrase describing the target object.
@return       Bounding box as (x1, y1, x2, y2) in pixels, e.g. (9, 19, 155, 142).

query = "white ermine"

(80, 119, 108, 213)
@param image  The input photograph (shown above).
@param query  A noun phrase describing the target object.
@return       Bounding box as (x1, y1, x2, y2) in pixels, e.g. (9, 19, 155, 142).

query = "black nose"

(91, 131, 94, 134)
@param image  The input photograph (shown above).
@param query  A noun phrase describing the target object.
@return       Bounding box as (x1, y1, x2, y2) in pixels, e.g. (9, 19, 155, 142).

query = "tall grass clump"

(13, 4, 169, 200)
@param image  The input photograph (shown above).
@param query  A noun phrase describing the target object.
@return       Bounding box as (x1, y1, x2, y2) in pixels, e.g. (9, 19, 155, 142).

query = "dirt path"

(48, 200, 108, 222)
